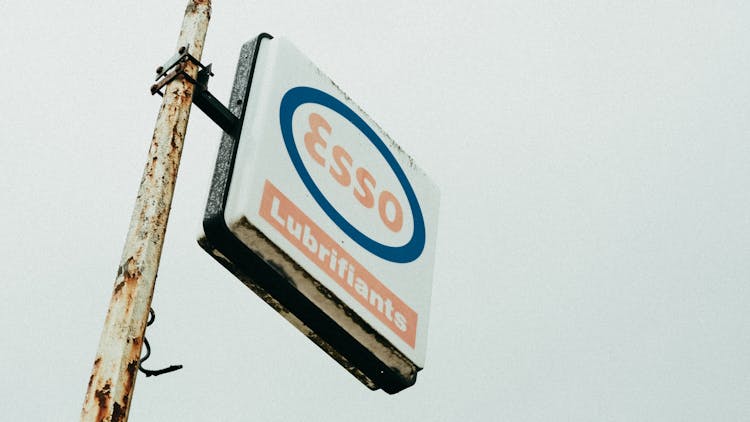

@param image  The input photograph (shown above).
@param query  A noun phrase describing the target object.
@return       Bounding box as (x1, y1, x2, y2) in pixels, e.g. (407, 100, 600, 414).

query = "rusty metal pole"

(81, 1, 211, 421)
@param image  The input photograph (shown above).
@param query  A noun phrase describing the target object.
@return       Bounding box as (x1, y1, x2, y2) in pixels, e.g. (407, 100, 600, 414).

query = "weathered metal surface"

(80, 1, 210, 421)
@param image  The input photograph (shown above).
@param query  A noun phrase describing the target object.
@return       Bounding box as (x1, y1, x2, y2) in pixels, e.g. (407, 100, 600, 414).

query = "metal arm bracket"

(150, 44, 241, 138)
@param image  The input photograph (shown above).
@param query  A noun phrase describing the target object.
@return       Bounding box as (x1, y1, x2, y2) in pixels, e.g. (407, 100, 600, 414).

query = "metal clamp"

(150, 44, 213, 96)
(150, 45, 240, 138)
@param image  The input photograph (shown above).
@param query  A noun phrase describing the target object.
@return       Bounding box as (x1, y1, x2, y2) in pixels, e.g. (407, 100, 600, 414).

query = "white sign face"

(223, 37, 439, 367)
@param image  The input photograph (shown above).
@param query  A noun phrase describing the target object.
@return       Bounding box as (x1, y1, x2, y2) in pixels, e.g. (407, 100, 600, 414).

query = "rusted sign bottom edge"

(198, 224, 418, 394)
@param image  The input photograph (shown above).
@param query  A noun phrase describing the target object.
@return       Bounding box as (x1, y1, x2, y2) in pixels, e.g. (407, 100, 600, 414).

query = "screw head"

(156, 66, 164, 74)
(178, 46, 186, 54)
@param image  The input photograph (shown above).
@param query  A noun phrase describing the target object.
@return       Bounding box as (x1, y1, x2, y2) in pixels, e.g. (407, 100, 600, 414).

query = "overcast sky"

(2, 1, 749, 420)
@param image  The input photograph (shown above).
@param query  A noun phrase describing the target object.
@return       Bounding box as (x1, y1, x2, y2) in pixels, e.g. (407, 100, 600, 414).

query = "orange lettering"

(330, 145, 352, 186)
(304, 112, 330, 167)
(302, 112, 407, 234)
(354, 167, 376, 208)
(378, 190, 403, 232)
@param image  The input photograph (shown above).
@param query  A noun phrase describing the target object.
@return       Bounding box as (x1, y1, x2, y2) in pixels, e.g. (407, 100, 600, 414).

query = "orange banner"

(259, 180, 417, 348)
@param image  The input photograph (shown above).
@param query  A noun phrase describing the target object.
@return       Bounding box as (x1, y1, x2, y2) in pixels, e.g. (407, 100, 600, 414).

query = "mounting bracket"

(151, 45, 241, 138)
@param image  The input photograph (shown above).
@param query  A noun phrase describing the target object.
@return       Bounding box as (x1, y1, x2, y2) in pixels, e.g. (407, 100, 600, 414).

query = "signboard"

(199, 34, 439, 393)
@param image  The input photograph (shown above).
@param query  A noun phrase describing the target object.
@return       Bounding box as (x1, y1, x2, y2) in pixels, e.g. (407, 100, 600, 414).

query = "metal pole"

(81, 1, 210, 420)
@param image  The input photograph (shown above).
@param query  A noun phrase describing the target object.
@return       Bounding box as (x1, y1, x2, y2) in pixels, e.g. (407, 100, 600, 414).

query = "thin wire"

(139, 308, 183, 377)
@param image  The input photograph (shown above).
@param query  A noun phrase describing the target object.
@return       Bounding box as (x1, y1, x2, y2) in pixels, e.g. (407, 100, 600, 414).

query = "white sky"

(2, 1, 749, 420)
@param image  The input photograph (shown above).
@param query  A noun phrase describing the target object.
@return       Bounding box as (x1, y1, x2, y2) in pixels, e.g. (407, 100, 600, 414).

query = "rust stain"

(123, 257, 141, 282)
(112, 402, 125, 422)
(113, 280, 125, 295)
(123, 359, 139, 396)
(98, 358, 138, 422)
(186, 0, 212, 21)
(125, 359, 139, 388)
(94, 381, 112, 421)
(113, 392, 130, 422)
(87, 357, 102, 390)
(118, 259, 143, 315)
(114, 257, 142, 296)
(147, 156, 158, 180)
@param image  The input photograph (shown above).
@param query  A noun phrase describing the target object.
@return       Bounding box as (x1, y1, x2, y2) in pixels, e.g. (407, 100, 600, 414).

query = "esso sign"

(280, 87, 426, 263)
(205, 35, 439, 392)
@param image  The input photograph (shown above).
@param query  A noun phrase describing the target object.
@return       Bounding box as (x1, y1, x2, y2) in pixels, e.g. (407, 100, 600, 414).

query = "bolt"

(156, 66, 164, 75)
(236, 99, 243, 105)
(178, 46, 186, 54)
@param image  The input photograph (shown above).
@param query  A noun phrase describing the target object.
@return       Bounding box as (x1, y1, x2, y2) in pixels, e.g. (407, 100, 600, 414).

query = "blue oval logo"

(279, 86, 425, 263)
